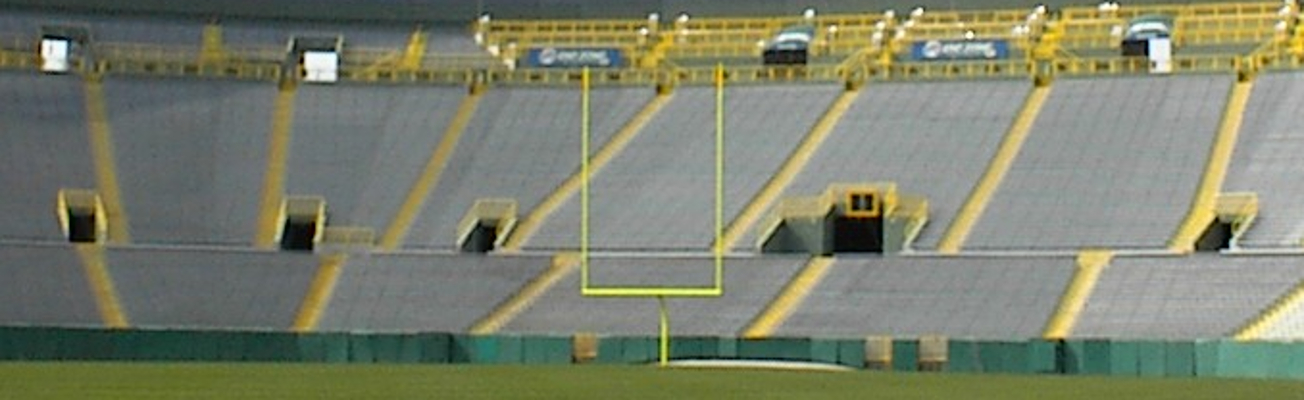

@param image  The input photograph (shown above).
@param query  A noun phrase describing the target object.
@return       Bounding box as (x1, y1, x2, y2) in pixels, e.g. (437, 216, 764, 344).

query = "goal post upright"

(578, 64, 727, 367)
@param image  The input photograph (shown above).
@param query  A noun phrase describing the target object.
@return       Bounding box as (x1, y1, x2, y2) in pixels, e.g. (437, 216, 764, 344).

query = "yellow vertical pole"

(658, 295, 669, 367)
(580, 67, 591, 290)
(714, 63, 725, 292)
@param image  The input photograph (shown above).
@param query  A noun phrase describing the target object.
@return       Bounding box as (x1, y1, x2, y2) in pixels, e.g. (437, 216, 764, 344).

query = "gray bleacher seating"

(0, 72, 95, 242)
(1225, 72, 1304, 248)
(403, 87, 652, 249)
(318, 253, 550, 332)
(1074, 255, 1304, 339)
(425, 24, 485, 54)
(501, 256, 807, 336)
(286, 83, 466, 232)
(221, 19, 411, 49)
(527, 85, 841, 251)
(0, 243, 103, 327)
(106, 77, 275, 246)
(741, 80, 1028, 251)
(776, 255, 1075, 339)
(0, 9, 202, 45)
(966, 75, 1231, 250)
(106, 247, 318, 329)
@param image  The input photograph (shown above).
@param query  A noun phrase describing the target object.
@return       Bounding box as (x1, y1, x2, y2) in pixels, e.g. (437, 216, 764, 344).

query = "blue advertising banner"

(525, 47, 624, 68)
(911, 40, 1010, 61)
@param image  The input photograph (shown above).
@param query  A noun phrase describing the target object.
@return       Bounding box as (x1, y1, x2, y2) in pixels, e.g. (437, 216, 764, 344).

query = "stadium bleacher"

(1225, 72, 1304, 248)
(106, 76, 275, 245)
(2, 0, 1304, 354)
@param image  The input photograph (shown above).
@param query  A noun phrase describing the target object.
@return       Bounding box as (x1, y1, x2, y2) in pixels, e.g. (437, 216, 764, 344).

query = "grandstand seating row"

(3, 243, 1302, 340)
(6, 70, 1304, 251)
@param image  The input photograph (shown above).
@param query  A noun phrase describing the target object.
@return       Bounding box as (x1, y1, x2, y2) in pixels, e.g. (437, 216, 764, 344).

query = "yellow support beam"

(1043, 250, 1113, 340)
(399, 29, 428, 71)
(199, 23, 226, 64)
(718, 89, 859, 252)
(741, 256, 835, 339)
(377, 91, 483, 251)
(469, 253, 579, 334)
(83, 76, 131, 244)
(1169, 80, 1254, 254)
(75, 244, 128, 328)
(500, 92, 673, 252)
(937, 85, 1051, 254)
(1234, 278, 1304, 341)
(255, 85, 298, 249)
(291, 254, 348, 332)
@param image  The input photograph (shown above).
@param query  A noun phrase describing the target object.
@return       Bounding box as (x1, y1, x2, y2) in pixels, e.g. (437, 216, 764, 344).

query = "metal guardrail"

(879, 59, 1034, 81)
(1060, 1, 1287, 22)
(1052, 54, 1245, 76)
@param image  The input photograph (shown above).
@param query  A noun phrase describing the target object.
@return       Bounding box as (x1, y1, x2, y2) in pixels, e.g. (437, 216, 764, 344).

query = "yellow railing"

(1060, 1, 1286, 21)
(882, 59, 1033, 81)
(911, 9, 1032, 25)
(1053, 54, 1245, 76)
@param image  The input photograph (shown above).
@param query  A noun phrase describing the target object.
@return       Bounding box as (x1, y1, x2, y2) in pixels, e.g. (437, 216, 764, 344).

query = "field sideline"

(2, 363, 1304, 399)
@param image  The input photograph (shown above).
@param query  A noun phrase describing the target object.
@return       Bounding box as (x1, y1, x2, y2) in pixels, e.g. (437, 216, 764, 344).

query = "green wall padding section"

(738, 338, 811, 361)
(1137, 341, 1166, 377)
(522, 336, 571, 364)
(1164, 341, 1195, 378)
(810, 339, 839, 365)
(3, 327, 1304, 381)
(670, 337, 720, 360)
(892, 339, 918, 372)
(836, 339, 864, 369)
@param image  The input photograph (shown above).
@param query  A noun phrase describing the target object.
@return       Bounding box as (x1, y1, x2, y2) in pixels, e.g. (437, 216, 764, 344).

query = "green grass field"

(3, 362, 1304, 399)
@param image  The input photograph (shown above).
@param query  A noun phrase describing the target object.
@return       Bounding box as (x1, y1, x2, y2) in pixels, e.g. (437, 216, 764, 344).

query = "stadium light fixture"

(803, 7, 817, 19)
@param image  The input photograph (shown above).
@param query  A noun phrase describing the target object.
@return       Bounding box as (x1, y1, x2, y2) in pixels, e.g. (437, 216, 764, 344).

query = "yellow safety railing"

(1060, 1, 1286, 22)
(1053, 53, 1245, 75)
(911, 9, 1032, 25)
(882, 59, 1034, 81)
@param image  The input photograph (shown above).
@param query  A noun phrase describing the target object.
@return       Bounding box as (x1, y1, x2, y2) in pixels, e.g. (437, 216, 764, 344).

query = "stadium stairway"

(501, 91, 673, 252)
(717, 89, 859, 252)
(83, 75, 131, 244)
(376, 89, 482, 250)
(1169, 78, 1255, 253)
(937, 84, 1051, 254)
(254, 82, 299, 249)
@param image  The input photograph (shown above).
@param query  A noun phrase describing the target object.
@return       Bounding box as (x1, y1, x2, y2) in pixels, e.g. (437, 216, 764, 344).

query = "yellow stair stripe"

(1234, 277, 1304, 341)
(75, 244, 129, 328)
(378, 92, 484, 250)
(1043, 250, 1113, 340)
(501, 93, 673, 252)
(937, 85, 1051, 254)
(254, 85, 298, 249)
(469, 253, 579, 334)
(1169, 80, 1254, 253)
(718, 90, 859, 252)
(83, 77, 131, 244)
(291, 254, 348, 332)
(741, 256, 835, 339)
